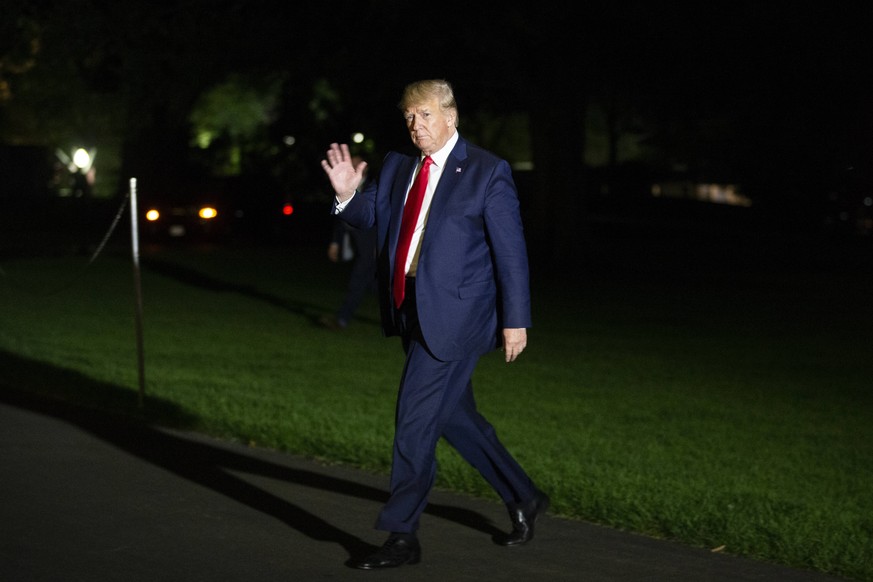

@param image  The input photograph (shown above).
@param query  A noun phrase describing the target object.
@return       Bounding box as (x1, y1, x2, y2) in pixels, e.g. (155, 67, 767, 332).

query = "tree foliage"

(188, 74, 284, 176)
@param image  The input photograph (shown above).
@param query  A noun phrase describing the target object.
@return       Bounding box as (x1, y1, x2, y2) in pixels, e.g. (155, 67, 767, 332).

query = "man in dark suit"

(321, 79, 548, 570)
(319, 216, 377, 330)
(319, 155, 378, 331)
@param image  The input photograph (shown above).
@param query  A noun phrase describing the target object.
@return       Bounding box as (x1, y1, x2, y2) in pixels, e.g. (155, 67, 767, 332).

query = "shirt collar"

(423, 131, 458, 169)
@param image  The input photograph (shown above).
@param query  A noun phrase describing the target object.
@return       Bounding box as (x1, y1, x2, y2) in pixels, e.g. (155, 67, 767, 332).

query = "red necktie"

(393, 156, 433, 308)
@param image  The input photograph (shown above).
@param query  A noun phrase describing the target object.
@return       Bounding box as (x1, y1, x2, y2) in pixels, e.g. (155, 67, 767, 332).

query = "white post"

(129, 178, 146, 408)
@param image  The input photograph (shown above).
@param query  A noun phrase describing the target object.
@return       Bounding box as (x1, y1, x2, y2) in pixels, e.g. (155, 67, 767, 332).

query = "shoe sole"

(353, 554, 421, 569)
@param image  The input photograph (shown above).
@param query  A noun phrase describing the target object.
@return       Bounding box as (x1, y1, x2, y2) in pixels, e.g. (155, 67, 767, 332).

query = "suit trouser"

(375, 278, 537, 533)
(335, 227, 377, 324)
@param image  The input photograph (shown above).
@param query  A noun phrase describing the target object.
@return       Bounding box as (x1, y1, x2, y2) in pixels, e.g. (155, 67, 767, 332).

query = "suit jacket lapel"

(422, 138, 468, 248)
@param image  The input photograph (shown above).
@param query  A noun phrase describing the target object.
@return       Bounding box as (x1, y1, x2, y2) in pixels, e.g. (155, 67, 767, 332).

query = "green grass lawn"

(1, 227, 871, 581)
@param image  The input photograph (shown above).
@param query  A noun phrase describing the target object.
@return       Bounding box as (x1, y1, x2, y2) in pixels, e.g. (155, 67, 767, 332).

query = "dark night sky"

(3, 1, 872, 212)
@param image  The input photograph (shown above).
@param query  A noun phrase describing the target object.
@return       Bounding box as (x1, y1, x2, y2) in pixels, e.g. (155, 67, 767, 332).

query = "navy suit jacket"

(337, 136, 531, 361)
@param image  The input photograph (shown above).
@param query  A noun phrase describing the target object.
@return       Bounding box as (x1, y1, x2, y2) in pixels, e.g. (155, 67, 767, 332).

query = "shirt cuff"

(334, 191, 356, 213)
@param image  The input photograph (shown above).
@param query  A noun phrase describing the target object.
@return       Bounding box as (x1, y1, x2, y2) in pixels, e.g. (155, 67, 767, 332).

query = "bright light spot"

(352, 132, 364, 144)
(196, 131, 214, 149)
(199, 207, 218, 219)
(73, 148, 91, 169)
(864, 197, 872, 207)
(145, 209, 160, 221)
(282, 203, 294, 216)
(283, 135, 296, 146)
(651, 181, 751, 207)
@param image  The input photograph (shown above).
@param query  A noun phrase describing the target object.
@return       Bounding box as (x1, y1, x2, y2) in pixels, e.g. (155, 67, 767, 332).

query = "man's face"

(403, 97, 456, 156)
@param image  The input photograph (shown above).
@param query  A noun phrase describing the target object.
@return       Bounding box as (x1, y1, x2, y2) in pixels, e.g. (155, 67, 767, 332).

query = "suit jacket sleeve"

(484, 159, 532, 331)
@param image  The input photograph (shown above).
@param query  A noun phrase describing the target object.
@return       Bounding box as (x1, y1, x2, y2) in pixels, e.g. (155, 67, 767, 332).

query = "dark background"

(2, 0, 872, 262)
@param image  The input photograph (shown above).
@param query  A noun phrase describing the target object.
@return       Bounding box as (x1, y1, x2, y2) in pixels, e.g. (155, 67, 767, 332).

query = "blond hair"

(399, 79, 459, 127)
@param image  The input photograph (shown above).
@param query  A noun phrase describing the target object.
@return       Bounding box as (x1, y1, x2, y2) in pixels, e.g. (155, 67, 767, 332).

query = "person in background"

(319, 155, 377, 331)
(320, 79, 548, 570)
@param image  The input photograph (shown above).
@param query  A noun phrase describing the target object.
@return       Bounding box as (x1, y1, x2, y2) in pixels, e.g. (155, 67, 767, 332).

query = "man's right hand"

(320, 143, 367, 202)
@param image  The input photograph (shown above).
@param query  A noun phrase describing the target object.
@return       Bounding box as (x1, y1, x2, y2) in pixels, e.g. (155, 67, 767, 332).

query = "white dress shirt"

(336, 131, 459, 277)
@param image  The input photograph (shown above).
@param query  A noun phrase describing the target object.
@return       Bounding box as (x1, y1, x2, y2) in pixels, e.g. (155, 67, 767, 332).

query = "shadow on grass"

(141, 255, 381, 328)
(0, 349, 502, 563)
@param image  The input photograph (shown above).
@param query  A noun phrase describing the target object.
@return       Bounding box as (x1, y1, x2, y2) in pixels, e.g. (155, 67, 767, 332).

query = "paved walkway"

(0, 389, 849, 581)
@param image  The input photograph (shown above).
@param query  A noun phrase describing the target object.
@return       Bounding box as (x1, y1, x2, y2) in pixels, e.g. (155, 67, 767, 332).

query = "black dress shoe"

(497, 490, 550, 546)
(352, 534, 421, 569)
